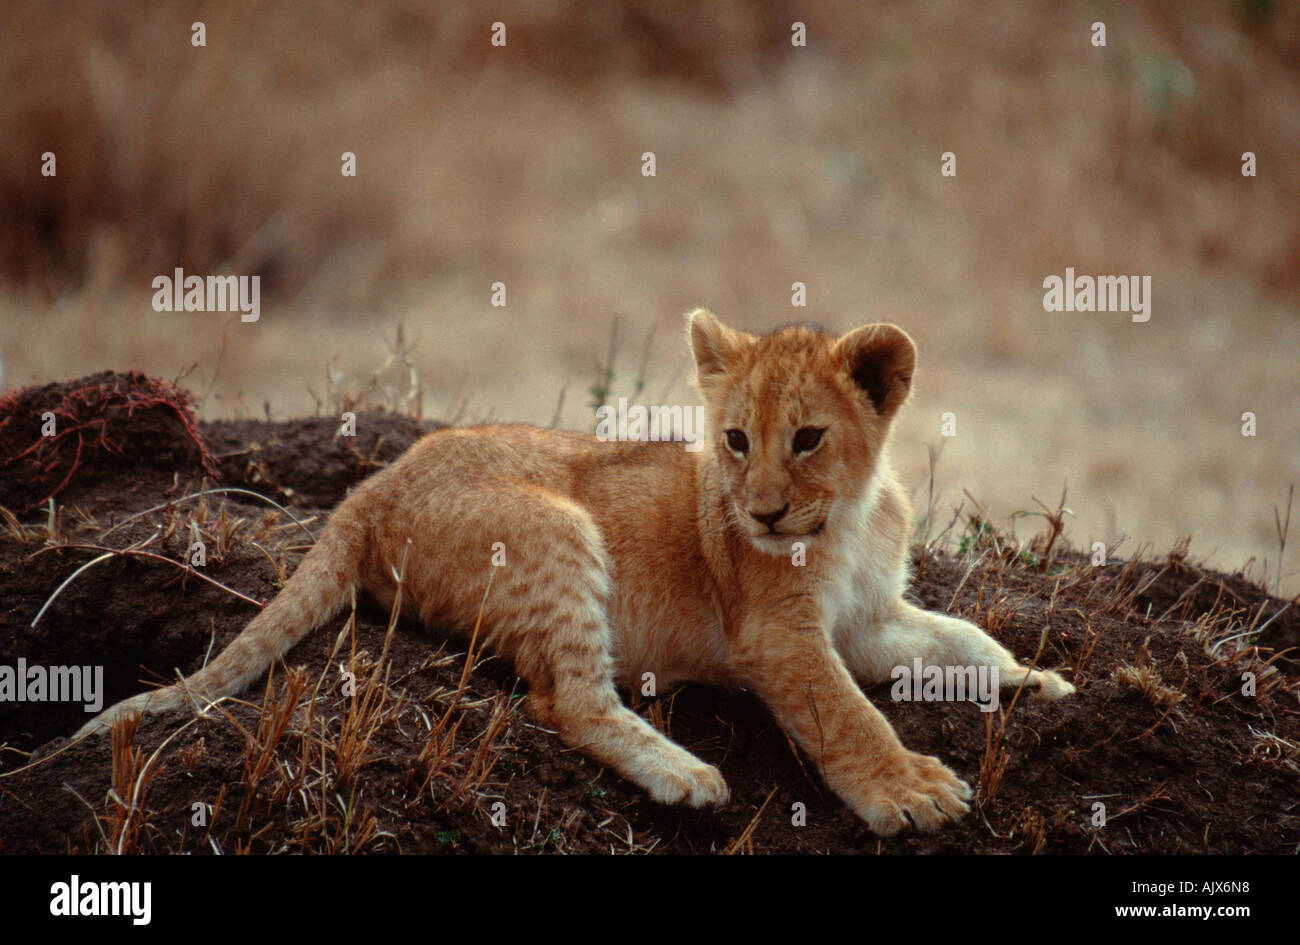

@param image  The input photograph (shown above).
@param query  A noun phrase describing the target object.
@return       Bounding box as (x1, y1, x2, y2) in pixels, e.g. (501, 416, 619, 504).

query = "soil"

(1, 372, 1297, 854)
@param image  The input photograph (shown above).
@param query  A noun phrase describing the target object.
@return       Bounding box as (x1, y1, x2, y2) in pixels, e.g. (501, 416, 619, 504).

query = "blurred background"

(1, 0, 1297, 589)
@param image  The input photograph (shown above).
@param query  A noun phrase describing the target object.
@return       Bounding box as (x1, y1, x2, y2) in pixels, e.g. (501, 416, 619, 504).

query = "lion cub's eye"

(792, 427, 824, 454)
(725, 429, 749, 454)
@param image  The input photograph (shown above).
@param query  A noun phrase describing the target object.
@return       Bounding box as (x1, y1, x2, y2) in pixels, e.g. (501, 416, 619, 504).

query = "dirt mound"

(0, 375, 1296, 855)
(204, 414, 442, 509)
(0, 371, 218, 514)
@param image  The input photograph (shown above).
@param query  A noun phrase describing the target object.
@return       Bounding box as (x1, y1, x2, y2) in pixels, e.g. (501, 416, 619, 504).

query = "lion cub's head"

(687, 308, 915, 553)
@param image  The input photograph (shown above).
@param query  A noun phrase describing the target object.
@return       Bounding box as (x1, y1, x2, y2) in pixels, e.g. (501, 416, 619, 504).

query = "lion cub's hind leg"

(468, 485, 729, 809)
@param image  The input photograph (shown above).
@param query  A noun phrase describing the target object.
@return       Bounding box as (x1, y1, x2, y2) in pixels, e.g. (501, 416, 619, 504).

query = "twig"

(30, 544, 263, 626)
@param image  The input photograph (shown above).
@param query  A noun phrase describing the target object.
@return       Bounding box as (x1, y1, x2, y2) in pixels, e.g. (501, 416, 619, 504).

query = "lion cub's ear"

(835, 324, 916, 417)
(687, 308, 751, 381)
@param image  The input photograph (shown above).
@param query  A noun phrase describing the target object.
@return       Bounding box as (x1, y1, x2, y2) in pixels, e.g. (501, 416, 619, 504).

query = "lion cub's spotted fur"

(81, 310, 1074, 835)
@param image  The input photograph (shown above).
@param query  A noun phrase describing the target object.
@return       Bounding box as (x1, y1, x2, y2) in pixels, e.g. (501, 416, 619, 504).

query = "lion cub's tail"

(74, 511, 366, 740)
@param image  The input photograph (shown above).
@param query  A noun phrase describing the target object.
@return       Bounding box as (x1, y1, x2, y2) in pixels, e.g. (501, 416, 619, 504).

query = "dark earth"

(1, 372, 1297, 854)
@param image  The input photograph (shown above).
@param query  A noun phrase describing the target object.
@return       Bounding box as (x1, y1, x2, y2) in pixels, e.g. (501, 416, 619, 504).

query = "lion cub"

(81, 309, 1074, 835)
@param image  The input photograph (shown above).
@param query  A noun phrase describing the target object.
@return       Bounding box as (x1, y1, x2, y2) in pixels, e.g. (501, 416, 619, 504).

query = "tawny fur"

(79, 309, 1075, 835)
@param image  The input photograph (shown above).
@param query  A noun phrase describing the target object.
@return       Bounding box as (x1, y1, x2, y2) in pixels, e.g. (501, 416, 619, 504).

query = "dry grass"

(1114, 645, 1188, 709)
(722, 785, 778, 855)
(105, 712, 155, 854)
(923, 490, 1300, 827)
(8, 486, 524, 854)
(1010, 806, 1072, 856)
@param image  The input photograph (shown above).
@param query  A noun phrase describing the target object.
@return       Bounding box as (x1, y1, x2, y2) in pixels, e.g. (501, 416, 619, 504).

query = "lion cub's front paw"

(642, 755, 731, 809)
(1023, 668, 1076, 702)
(999, 666, 1076, 702)
(848, 751, 972, 836)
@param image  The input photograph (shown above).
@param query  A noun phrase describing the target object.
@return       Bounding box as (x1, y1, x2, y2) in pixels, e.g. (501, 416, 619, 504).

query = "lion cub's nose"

(749, 505, 789, 529)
